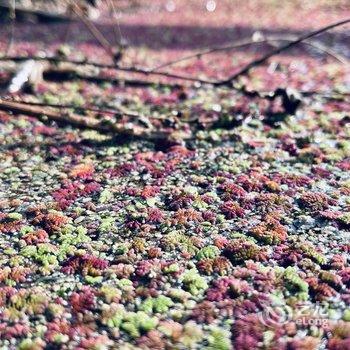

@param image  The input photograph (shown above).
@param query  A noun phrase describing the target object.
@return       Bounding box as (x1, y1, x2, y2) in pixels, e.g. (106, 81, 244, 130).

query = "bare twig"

(2, 98, 125, 116)
(42, 67, 181, 88)
(0, 55, 216, 84)
(65, 0, 115, 62)
(0, 18, 348, 102)
(5, 0, 16, 56)
(0, 98, 174, 140)
(215, 18, 350, 86)
(108, 0, 123, 47)
(2, 97, 152, 121)
(151, 35, 348, 72)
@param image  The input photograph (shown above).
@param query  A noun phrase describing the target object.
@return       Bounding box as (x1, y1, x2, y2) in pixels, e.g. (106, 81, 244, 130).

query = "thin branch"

(108, 0, 123, 47)
(0, 55, 216, 84)
(1, 98, 132, 117)
(215, 18, 350, 86)
(0, 98, 173, 140)
(0, 18, 348, 100)
(151, 35, 348, 72)
(42, 67, 181, 88)
(65, 0, 116, 62)
(1, 18, 349, 87)
(1, 97, 169, 122)
(5, 0, 16, 56)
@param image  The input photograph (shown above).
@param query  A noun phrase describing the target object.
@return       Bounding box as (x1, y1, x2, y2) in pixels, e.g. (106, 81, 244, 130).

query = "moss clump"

(182, 268, 208, 295)
(205, 327, 231, 350)
(8, 212, 23, 220)
(99, 189, 113, 204)
(342, 309, 350, 321)
(196, 245, 220, 260)
(139, 295, 174, 313)
(283, 267, 309, 298)
(222, 238, 261, 264)
(99, 216, 115, 233)
(339, 213, 350, 226)
(121, 311, 158, 338)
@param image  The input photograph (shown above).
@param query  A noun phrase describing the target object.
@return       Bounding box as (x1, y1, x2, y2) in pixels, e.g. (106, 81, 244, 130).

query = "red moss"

(253, 193, 291, 213)
(61, 254, 108, 276)
(273, 244, 303, 266)
(197, 256, 232, 275)
(22, 229, 49, 245)
(213, 236, 229, 249)
(236, 172, 269, 192)
(250, 216, 287, 244)
(136, 330, 165, 350)
(287, 336, 320, 350)
(328, 338, 350, 350)
(0, 267, 31, 284)
(191, 301, 218, 323)
(52, 181, 101, 209)
(306, 277, 337, 301)
(336, 159, 350, 171)
(206, 277, 251, 301)
(220, 201, 245, 219)
(202, 210, 217, 223)
(0, 322, 30, 340)
(299, 192, 333, 212)
(339, 268, 350, 287)
(219, 181, 247, 199)
(0, 219, 22, 234)
(70, 287, 96, 313)
(319, 210, 341, 220)
(172, 208, 203, 225)
(140, 186, 160, 199)
(328, 255, 346, 270)
(222, 238, 265, 264)
(105, 162, 137, 177)
(147, 208, 164, 223)
(69, 163, 95, 179)
(148, 247, 162, 259)
(273, 173, 312, 187)
(32, 212, 68, 234)
(167, 192, 195, 210)
(135, 260, 154, 277)
(52, 182, 82, 209)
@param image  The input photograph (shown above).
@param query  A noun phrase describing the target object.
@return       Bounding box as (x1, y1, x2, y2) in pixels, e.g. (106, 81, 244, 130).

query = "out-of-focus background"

(0, 1, 349, 77)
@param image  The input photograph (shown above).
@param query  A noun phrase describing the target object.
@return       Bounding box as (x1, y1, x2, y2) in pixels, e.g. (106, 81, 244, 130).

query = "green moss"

(103, 305, 125, 328)
(182, 268, 208, 295)
(342, 309, 350, 321)
(99, 189, 113, 204)
(168, 288, 191, 301)
(7, 212, 22, 220)
(139, 295, 174, 314)
(205, 328, 231, 350)
(85, 275, 103, 284)
(18, 339, 38, 350)
(339, 213, 350, 225)
(179, 321, 204, 348)
(99, 216, 115, 233)
(121, 312, 158, 338)
(283, 267, 309, 297)
(163, 263, 180, 274)
(20, 226, 34, 236)
(196, 245, 220, 260)
(139, 297, 154, 313)
(100, 286, 121, 303)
